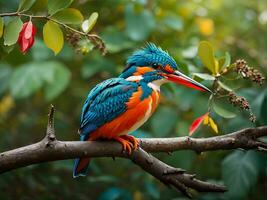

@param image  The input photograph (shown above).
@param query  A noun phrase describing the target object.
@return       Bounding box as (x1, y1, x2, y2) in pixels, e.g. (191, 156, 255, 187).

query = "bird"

(73, 43, 211, 177)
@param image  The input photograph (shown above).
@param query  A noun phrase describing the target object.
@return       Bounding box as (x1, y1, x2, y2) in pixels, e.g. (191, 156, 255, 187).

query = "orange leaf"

(189, 112, 209, 136)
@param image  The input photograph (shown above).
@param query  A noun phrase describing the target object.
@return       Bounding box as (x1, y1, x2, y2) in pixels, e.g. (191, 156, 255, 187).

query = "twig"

(43, 105, 56, 146)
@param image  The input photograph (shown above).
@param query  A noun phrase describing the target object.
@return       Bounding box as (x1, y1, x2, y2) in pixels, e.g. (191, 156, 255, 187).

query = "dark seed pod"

(228, 92, 250, 110)
(234, 59, 265, 85)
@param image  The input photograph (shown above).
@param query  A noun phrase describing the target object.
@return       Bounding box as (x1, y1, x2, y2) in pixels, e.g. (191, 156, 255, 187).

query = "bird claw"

(121, 135, 139, 150)
(114, 135, 139, 155)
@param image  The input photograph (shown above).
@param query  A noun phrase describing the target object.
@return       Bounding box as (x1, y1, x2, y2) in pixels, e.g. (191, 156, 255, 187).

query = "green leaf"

(9, 63, 43, 98)
(51, 8, 84, 24)
(193, 73, 215, 81)
(223, 151, 260, 199)
(151, 106, 177, 137)
(218, 52, 231, 70)
(43, 20, 64, 55)
(213, 102, 236, 118)
(82, 12, 98, 33)
(4, 17, 23, 46)
(43, 62, 71, 101)
(218, 81, 233, 92)
(218, 57, 225, 69)
(0, 17, 4, 38)
(18, 0, 36, 12)
(224, 52, 231, 67)
(48, 0, 73, 15)
(125, 5, 155, 41)
(198, 41, 218, 74)
(0, 63, 12, 94)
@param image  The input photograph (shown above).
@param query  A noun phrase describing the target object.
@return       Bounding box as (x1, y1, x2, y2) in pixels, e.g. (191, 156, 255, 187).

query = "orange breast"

(89, 88, 160, 140)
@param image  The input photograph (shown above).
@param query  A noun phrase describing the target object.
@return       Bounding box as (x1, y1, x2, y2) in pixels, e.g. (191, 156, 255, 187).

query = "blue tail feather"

(73, 158, 90, 178)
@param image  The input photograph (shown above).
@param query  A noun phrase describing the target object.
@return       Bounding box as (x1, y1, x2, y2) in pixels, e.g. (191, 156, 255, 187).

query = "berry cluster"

(228, 92, 250, 110)
(234, 59, 265, 85)
(228, 92, 256, 122)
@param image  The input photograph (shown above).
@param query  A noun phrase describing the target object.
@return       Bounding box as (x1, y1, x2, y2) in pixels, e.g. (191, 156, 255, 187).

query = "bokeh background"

(0, 0, 267, 199)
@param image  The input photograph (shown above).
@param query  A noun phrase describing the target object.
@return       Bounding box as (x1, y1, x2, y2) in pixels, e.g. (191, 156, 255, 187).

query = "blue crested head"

(126, 43, 177, 70)
(120, 43, 178, 79)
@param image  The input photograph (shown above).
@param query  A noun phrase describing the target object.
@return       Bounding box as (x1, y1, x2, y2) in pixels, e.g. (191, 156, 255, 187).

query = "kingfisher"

(73, 43, 211, 177)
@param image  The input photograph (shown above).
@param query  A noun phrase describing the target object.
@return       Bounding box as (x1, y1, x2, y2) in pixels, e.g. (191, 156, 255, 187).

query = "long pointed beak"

(166, 70, 211, 92)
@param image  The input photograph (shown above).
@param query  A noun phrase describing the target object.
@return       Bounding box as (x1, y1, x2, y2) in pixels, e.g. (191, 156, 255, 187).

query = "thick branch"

(0, 126, 266, 174)
(0, 106, 266, 197)
(0, 126, 266, 173)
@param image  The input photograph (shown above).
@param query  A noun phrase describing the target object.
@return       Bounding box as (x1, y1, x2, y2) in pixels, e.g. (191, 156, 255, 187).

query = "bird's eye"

(152, 63, 158, 68)
(152, 63, 161, 69)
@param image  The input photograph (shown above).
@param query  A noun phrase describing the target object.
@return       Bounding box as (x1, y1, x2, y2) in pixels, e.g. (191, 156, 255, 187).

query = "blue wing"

(79, 78, 138, 141)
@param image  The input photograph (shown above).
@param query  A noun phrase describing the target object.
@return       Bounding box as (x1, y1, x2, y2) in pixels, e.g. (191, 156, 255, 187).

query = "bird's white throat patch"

(147, 79, 167, 91)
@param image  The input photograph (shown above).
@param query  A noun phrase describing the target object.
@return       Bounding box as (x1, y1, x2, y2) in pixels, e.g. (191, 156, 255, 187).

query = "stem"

(0, 12, 19, 17)
(47, 17, 100, 39)
(207, 76, 219, 112)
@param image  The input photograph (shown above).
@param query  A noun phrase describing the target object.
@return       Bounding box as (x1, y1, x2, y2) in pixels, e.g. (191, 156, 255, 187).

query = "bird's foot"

(114, 137, 133, 154)
(121, 135, 139, 150)
(114, 135, 139, 155)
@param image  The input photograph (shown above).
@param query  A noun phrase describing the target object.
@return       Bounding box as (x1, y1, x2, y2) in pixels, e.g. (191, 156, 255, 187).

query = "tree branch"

(0, 106, 266, 197)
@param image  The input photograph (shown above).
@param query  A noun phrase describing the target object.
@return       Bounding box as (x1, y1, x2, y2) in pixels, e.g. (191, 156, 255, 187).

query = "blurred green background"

(0, 0, 267, 199)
